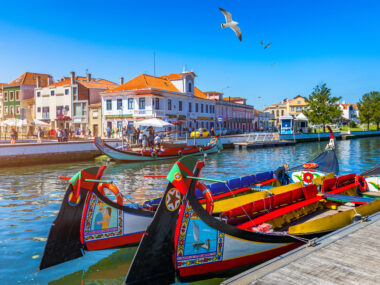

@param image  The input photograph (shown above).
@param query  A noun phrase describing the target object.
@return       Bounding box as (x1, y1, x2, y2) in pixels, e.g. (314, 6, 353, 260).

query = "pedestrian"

(106, 126, 111, 138)
(210, 127, 216, 137)
(37, 127, 42, 144)
(10, 128, 17, 144)
(57, 128, 62, 142)
(148, 128, 154, 147)
(138, 130, 143, 147)
(64, 129, 69, 142)
(274, 163, 290, 185)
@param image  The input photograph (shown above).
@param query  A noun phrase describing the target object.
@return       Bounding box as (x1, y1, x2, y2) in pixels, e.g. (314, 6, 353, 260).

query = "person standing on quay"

(10, 128, 18, 144)
(37, 127, 42, 144)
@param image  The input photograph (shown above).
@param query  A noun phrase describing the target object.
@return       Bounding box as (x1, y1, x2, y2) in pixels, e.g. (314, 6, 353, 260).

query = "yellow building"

(88, 102, 101, 137)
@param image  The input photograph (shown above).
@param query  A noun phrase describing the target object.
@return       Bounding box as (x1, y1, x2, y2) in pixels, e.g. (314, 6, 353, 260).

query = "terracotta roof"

(111, 74, 180, 93)
(222, 97, 246, 102)
(205, 91, 222, 94)
(194, 87, 207, 98)
(352, 104, 358, 110)
(162, 72, 197, 80)
(7, 72, 52, 87)
(341, 103, 350, 110)
(45, 77, 118, 90)
(89, 102, 101, 107)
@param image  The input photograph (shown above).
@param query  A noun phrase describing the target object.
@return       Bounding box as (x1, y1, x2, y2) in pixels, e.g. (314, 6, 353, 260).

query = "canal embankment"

(223, 211, 380, 285)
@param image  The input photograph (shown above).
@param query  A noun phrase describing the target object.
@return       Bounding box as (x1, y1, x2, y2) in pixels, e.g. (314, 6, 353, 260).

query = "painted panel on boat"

(176, 203, 224, 268)
(290, 171, 325, 185)
(365, 176, 380, 192)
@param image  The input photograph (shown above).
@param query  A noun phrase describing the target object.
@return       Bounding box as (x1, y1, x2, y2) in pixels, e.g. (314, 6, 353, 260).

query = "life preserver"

(98, 183, 123, 205)
(210, 137, 217, 144)
(197, 182, 214, 214)
(178, 150, 183, 157)
(355, 175, 368, 192)
(151, 151, 157, 158)
(303, 163, 318, 169)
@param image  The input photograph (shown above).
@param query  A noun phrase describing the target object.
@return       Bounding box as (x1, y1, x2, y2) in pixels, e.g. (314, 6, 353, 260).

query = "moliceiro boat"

(94, 136, 221, 162)
(125, 158, 380, 284)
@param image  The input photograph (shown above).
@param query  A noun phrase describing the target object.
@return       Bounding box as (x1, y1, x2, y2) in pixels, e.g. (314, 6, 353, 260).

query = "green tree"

(357, 91, 378, 130)
(370, 91, 380, 130)
(303, 83, 342, 132)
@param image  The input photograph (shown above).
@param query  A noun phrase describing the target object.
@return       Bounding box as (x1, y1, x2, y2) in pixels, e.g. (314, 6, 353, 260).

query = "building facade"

(88, 102, 102, 137)
(2, 72, 52, 123)
(0, 83, 6, 119)
(100, 72, 216, 134)
(339, 103, 359, 124)
(35, 72, 118, 130)
(253, 109, 275, 131)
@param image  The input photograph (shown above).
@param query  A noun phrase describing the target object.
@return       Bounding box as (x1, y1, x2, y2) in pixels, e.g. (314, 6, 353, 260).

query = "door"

(93, 124, 98, 137)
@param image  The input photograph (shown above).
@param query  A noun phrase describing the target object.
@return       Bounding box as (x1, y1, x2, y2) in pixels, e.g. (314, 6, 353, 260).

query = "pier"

(223, 212, 380, 285)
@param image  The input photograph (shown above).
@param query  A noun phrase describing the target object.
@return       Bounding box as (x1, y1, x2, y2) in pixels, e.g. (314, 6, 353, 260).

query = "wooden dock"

(233, 140, 296, 150)
(223, 212, 380, 285)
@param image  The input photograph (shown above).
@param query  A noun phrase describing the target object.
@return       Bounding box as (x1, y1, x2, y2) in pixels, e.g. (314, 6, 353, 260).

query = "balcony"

(133, 109, 165, 117)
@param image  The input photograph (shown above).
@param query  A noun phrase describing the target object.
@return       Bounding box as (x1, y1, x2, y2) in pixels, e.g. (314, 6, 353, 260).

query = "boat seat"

(209, 182, 229, 196)
(324, 193, 375, 205)
(302, 184, 318, 200)
(256, 171, 273, 184)
(240, 176, 251, 188)
(337, 173, 356, 187)
(321, 177, 338, 193)
(227, 178, 241, 190)
(238, 195, 324, 230)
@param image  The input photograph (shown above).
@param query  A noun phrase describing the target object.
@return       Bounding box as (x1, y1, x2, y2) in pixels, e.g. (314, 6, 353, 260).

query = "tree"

(357, 91, 379, 130)
(303, 83, 342, 132)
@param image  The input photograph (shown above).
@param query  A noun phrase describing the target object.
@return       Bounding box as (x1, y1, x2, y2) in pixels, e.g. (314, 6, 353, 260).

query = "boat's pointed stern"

(125, 156, 201, 284)
(39, 166, 105, 270)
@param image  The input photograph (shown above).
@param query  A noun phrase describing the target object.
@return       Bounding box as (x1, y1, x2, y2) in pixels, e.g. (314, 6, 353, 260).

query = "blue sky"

(1, 0, 380, 109)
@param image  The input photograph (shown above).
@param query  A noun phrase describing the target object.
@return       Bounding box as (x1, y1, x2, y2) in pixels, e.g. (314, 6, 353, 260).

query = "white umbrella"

(135, 118, 173, 128)
(33, 119, 49, 126)
(3, 118, 27, 127)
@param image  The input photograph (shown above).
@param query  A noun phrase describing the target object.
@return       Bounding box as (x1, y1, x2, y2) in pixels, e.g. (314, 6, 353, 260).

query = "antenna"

(153, 52, 156, 76)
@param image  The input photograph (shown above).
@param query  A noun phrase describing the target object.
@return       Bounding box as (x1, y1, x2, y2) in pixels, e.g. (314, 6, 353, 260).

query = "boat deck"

(223, 211, 380, 285)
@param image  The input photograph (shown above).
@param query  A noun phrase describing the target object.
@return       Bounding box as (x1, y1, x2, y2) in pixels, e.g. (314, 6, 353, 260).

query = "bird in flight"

(264, 43, 272, 49)
(219, 8, 242, 41)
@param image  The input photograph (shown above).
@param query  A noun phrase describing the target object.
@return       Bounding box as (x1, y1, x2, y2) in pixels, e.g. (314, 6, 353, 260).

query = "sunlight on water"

(0, 137, 378, 284)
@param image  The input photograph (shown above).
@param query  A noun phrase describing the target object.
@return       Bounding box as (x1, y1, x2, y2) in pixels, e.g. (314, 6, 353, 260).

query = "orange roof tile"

(341, 103, 350, 110)
(194, 87, 207, 98)
(162, 72, 197, 80)
(352, 104, 358, 109)
(111, 74, 180, 93)
(45, 77, 118, 90)
(222, 96, 246, 102)
(7, 72, 52, 87)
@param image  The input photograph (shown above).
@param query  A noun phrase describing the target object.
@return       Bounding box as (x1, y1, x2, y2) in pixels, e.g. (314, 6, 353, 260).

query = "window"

(4, 92, 7, 101)
(65, 105, 69, 112)
(51, 90, 55, 96)
(16, 106, 20, 115)
(196, 103, 199, 112)
(73, 87, 78, 100)
(297, 100, 301, 104)
(188, 102, 192, 112)
(117, 121, 123, 131)
(37, 91, 41, 97)
(128, 98, 134, 110)
(82, 102, 87, 116)
(179, 100, 182, 111)
(106, 100, 112, 111)
(139, 98, 145, 110)
(281, 110, 284, 116)
(37, 107, 41, 112)
(4, 106, 8, 114)
(188, 82, 192, 92)
(42, 107, 50, 119)
(15, 91, 20, 100)
(276, 110, 279, 116)
(155, 98, 160, 110)
(65, 89, 69, 95)
(201, 104, 204, 113)
(168, 99, 172, 110)
(291, 107, 294, 111)
(74, 103, 82, 116)
(117, 99, 123, 110)
(296, 107, 301, 112)
(206, 105, 208, 113)
(10, 106, 14, 114)
(56, 106, 63, 116)
(93, 111, 98, 119)
(9, 91, 14, 101)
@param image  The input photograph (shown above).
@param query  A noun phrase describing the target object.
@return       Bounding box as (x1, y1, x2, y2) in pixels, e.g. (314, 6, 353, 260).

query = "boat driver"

(275, 163, 290, 185)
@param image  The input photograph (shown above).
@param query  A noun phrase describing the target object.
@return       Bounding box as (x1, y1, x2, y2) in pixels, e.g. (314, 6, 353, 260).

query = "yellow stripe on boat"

(312, 172, 334, 185)
(289, 198, 380, 235)
(208, 181, 305, 213)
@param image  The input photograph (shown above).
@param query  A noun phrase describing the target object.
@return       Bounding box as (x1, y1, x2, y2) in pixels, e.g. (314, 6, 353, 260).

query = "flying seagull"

(219, 8, 242, 41)
(264, 43, 272, 49)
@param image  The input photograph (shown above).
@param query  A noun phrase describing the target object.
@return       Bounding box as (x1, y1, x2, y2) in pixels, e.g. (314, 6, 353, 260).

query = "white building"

(35, 72, 118, 130)
(100, 71, 216, 133)
(339, 103, 359, 124)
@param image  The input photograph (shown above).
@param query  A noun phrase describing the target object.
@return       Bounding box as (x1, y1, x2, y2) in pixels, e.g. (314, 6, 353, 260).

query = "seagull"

(264, 43, 272, 49)
(219, 8, 242, 41)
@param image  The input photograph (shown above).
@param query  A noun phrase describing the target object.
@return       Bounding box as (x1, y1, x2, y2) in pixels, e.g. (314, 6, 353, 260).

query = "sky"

(1, 0, 380, 109)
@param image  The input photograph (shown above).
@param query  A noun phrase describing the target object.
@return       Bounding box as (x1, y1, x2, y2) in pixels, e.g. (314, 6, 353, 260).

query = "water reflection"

(0, 137, 379, 284)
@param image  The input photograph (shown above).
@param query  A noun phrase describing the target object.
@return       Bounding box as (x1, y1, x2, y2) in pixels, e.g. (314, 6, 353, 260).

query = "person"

(274, 163, 290, 185)
(94, 205, 105, 231)
(37, 127, 42, 144)
(138, 130, 144, 147)
(154, 134, 161, 146)
(57, 128, 62, 142)
(199, 128, 203, 137)
(63, 129, 69, 142)
(210, 127, 216, 137)
(101, 207, 112, 229)
(142, 135, 147, 151)
(148, 128, 154, 147)
(10, 128, 17, 144)
(87, 128, 92, 137)
(106, 126, 111, 138)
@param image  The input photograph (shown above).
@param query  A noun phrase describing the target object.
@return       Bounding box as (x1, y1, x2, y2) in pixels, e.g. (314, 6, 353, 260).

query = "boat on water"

(39, 127, 340, 270)
(94, 136, 222, 162)
(125, 157, 380, 284)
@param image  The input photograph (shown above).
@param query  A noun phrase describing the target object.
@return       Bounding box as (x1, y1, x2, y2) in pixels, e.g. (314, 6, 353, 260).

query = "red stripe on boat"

(85, 232, 145, 250)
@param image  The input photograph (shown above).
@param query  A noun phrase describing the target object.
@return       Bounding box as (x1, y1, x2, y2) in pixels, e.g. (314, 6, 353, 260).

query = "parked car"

(190, 128, 210, 138)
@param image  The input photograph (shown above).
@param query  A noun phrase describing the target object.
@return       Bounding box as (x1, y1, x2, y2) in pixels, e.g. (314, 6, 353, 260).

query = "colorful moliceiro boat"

(39, 127, 339, 270)
(94, 136, 221, 162)
(125, 158, 380, 284)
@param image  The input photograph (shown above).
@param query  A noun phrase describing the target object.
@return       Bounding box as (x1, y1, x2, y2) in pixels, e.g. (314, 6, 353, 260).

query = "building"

(264, 95, 308, 127)
(0, 83, 7, 119)
(35, 72, 119, 130)
(100, 71, 216, 134)
(203, 92, 254, 132)
(339, 103, 359, 124)
(253, 109, 275, 131)
(88, 102, 102, 137)
(2, 72, 52, 123)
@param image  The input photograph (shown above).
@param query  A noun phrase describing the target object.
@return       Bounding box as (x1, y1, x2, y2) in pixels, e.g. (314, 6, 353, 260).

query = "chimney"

(120, 77, 124, 85)
(87, 73, 91, 82)
(47, 76, 52, 85)
(36, 75, 40, 88)
(70, 71, 75, 84)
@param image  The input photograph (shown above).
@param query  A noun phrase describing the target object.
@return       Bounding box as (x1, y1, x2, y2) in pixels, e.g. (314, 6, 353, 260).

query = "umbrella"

(3, 118, 27, 127)
(135, 118, 173, 128)
(33, 119, 50, 126)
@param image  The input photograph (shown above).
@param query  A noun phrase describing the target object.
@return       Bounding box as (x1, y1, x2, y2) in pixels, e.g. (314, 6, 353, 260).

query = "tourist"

(10, 128, 18, 144)
(138, 130, 144, 147)
(210, 127, 216, 137)
(106, 126, 111, 138)
(274, 163, 290, 185)
(148, 128, 154, 147)
(142, 135, 147, 151)
(87, 128, 92, 137)
(37, 127, 42, 144)
(154, 134, 161, 146)
(57, 128, 62, 142)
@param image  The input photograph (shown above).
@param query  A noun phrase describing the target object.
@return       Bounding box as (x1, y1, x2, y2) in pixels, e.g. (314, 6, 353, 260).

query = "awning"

(135, 118, 174, 127)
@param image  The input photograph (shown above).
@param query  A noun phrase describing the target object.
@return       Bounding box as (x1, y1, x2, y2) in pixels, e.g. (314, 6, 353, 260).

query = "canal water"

(0, 137, 379, 284)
